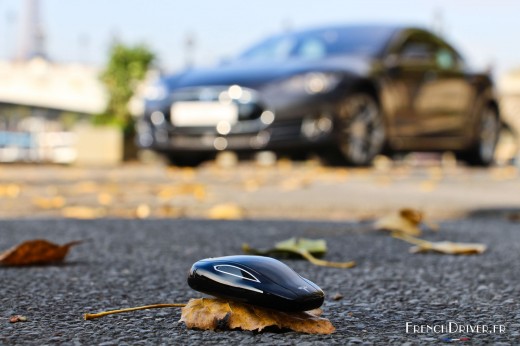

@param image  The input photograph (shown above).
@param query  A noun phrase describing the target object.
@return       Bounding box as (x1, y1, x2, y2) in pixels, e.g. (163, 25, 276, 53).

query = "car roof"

(290, 23, 408, 35)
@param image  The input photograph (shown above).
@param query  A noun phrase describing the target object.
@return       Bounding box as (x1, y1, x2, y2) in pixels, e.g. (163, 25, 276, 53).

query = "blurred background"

(0, 1, 519, 223)
(0, 0, 519, 165)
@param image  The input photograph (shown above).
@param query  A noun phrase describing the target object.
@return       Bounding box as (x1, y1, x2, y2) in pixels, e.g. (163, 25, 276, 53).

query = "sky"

(1, 0, 520, 78)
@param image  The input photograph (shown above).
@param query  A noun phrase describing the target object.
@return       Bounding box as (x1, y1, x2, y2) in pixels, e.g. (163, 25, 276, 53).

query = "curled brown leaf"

(0, 239, 83, 266)
(180, 298, 335, 334)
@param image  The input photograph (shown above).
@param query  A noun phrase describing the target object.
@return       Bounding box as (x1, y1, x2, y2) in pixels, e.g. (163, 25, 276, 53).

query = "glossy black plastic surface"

(187, 255, 324, 312)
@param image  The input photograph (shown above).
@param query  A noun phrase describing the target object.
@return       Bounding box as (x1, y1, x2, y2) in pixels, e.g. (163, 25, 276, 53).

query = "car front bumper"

(137, 115, 335, 153)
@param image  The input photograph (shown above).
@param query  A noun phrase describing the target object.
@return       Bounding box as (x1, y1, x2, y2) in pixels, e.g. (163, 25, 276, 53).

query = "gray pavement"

(1, 217, 519, 345)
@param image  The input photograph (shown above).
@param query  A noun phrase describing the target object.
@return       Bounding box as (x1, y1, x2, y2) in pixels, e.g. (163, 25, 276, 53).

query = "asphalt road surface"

(1, 159, 519, 344)
(1, 217, 519, 345)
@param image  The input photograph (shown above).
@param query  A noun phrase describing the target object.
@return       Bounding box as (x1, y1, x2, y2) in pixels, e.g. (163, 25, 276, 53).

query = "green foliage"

(96, 43, 155, 130)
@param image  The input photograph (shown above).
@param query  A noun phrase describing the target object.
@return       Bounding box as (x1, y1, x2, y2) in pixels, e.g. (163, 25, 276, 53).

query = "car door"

(384, 31, 441, 138)
(385, 30, 475, 140)
(426, 43, 475, 137)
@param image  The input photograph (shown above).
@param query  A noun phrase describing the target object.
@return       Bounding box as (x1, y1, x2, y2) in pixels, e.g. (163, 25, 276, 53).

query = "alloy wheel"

(337, 94, 385, 166)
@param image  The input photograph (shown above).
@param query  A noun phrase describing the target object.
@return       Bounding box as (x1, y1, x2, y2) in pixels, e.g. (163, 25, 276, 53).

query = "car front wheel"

(335, 93, 386, 166)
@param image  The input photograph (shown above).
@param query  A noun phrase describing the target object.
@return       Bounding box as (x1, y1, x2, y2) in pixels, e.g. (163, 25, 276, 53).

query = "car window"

(238, 26, 396, 62)
(240, 36, 296, 62)
(398, 36, 436, 64)
(296, 38, 327, 59)
(435, 46, 462, 71)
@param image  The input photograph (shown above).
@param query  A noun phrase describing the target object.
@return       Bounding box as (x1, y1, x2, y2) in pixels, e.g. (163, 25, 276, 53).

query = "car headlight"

(281, 72, 342, 95)
(143, 80, 169, 101)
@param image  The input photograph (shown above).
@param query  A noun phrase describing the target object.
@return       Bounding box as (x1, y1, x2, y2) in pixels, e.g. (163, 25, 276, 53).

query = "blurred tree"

(95, 43, 155, 159)
(96, 43, 155, 130)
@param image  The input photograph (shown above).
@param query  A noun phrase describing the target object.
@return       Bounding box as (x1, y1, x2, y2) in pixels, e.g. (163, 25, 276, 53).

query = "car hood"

(165, 55, 374, 90)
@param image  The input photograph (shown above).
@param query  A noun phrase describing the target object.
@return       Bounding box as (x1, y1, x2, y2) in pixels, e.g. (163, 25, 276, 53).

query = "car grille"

(169, 86, 265, 121)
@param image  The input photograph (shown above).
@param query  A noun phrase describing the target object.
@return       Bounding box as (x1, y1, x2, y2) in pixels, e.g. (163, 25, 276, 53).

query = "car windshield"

(237, 26, 395, 62)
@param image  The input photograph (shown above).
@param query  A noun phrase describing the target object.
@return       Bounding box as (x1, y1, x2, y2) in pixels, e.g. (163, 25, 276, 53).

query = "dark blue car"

(136, 24, 500, 166)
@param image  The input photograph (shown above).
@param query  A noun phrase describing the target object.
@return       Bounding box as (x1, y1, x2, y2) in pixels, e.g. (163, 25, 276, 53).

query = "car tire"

(458, 105, 499, 167)
(334, 93, 386, 166)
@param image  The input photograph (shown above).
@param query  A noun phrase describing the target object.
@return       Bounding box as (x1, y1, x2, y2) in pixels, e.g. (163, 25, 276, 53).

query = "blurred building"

(0, 0, 107, 163)
(497, 70, 520, 163)
(499, 70, 520, 133)
(0, 58, 107, 163)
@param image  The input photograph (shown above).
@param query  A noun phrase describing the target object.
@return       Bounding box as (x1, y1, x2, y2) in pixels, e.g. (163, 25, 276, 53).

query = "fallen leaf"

(179, 298, 335, 334)
(157, 184, 207, 201)
(393, 233, 486, 255)
(243, 237, 355, 268)
(332, 293, 344, 301)
(490, 166, 518, 181)
(135, 204, 151, 219)
(277, 158, 293, 170)
(62, 206, 105, 219)
(244, 237, 327, 258)
(181, 167, 196, 180)
(373, 155, 392, 171)
(208, 203, 244, 220)
(419, 181, 437, 192)
(0, 183, 21, 198)
(9, 315, 28, 323)
(507, 213, 520, 222)
(97, 193, 113, 206)
(71, 181, 99, 194)
(156, 205, 184, 218)
(279, 177, 312, 191)
(32, 196, 66, 209)
(242, 178, 262, 192)
(0, 239, 83, 266)
(374, 208, 423, 236)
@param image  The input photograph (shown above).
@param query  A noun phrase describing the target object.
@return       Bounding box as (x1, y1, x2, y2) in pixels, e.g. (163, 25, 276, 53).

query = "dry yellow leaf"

(374, 208, 423, 236)
(97, 193, 113, 206)
(208, 203, 244, 220)
(157, 205, 184, 218)
(393, 233, 486, 255)
(419, 180, 437, 192)
(157, 184, 206, 201)
(490, 166, 518, 181)
(135, 204, 151, 219)
(71, 181, 99, 194)
(9, 315, 28, 323)
(32, 196, 66, 209)
(62, 206, 105, 219)
(280, 177, 312, 191)
(180, 298, 335, 334)
(276, 158, 293, 170)
(192, 185, 206, 201)
(243, 178, 262, 192)
(0, 183, 21, 198)
(0, 239, 82, 266)
(181, 167, 196, 181)
(373, 155, 392, 171)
